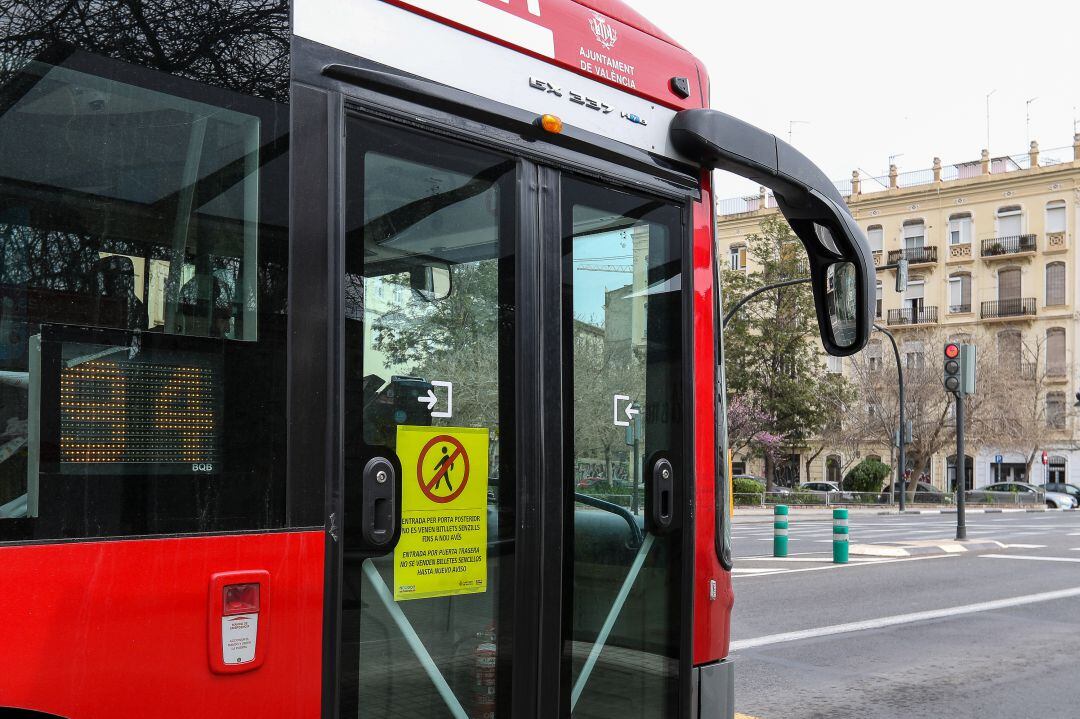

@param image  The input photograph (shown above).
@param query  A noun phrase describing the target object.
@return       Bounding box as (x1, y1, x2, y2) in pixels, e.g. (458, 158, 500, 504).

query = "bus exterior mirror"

(670, 108, 874, 356)
(409, 263, 452, 302)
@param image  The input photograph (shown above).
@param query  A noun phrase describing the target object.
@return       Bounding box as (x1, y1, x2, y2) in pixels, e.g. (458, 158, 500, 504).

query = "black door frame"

(289, 61, 699, 718)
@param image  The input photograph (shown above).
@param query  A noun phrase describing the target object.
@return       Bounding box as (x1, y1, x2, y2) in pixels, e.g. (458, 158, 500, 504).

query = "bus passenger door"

(340, 115, 519, 719)
(560, 176, 689, 719)
(336, 111, 690, 719)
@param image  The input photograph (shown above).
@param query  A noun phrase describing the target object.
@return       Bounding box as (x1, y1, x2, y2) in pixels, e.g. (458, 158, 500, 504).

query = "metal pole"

(722, 277, 810, 328)
(723, 263, 905, 329)
(874, 325, 905, 513)
(956, 393, 967, 540)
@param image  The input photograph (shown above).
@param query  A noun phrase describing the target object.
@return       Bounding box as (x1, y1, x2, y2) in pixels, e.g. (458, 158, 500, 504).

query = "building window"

(1046, 200, 1066, 234)
(996, 205, 1023, 237)
(729, 243, 746, 271)
(875, 280, 883, 318)
(1046, 262, 1066, 306)
(904, 278, 925, 320)
(867, 225, 883, 253)
(948, 212, 972, 245)
(904, 340, 924, 370)
(825, 455, 842, 484)
(1047, 327, 1066, 377)
(866, 339, 883, 371)
(1047, 392, 1066, 428)
(949, 273, 971, 313)
(827, 354, 843, 374)
(997, 267, 1021, 302)
(903, 219, 925, 250)
(997, 329, 1022, 368)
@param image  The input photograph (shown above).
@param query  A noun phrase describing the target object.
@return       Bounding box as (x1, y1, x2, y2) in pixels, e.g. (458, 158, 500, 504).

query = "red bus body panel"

(0, 532, 324, 718)
(691, 175, 732, 665)
(385, 0, 704, 110)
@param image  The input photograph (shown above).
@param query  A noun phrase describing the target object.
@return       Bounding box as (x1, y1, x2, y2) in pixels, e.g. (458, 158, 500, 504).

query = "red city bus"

(0, 1, 873, 717)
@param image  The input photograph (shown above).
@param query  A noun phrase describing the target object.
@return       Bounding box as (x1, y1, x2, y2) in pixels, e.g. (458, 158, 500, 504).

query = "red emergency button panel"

(224, 583, 260, 615)
(209, 570, 270, 674)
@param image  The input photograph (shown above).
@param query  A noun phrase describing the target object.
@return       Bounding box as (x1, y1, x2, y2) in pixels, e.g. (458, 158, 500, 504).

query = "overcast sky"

(627, 0, 1080, 201)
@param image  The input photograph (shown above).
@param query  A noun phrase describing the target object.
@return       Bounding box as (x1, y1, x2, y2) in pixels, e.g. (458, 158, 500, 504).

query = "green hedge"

(843, 459, 892, 494)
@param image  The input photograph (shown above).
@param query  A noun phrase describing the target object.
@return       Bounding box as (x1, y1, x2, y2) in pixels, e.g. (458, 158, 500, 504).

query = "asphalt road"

(729, 512, 1080, 719)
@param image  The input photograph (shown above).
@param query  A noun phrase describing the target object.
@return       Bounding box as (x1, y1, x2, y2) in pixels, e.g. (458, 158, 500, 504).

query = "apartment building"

(717, 134, 1080, 490)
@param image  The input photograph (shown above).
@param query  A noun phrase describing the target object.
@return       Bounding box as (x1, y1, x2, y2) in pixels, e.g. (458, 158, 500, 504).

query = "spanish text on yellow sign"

(394, 425, 489, 601)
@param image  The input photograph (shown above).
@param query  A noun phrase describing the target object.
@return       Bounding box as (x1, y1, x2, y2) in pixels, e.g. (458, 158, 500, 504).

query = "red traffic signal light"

(944, 343, 960, 359)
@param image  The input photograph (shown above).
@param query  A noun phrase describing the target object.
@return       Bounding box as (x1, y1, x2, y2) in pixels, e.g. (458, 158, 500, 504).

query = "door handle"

(361, 456, 397, 548)
(650, 458, 675, 531)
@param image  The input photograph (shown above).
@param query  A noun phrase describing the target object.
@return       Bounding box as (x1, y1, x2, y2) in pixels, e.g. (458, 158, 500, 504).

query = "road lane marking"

(981, 554, 1080, 563)
(731, 554, 956, 578)
(1001, 544, 1047, 549)
(731, 585, 1080, 651)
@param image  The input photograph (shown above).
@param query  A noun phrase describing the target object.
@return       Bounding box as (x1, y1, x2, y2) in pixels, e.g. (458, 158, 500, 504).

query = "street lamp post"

(874, 324, 906, 513)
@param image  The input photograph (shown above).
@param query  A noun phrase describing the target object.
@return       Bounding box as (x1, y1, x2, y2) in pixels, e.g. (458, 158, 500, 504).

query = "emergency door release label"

(221, 614, 258, 664)
(394, 425, 489, 601)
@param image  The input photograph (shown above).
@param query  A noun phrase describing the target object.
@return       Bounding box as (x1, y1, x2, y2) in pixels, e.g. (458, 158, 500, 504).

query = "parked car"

(1040, 482, 1080, 507)
(878, 481, 951, 504)
(965, 481, 1077, 508)
(799, 481, 853, 500)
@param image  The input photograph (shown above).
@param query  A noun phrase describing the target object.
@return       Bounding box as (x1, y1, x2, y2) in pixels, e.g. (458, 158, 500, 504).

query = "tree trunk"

(805, 446, 824, 485)
(764, 453, 775, 493)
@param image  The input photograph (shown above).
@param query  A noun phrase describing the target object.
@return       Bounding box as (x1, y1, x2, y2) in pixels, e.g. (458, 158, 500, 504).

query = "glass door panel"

(342, 116, 516, 718)
(562, 177, 686, 719)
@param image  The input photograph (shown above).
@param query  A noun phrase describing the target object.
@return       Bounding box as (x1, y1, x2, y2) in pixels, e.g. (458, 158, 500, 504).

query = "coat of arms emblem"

(588, 13, 617, 50)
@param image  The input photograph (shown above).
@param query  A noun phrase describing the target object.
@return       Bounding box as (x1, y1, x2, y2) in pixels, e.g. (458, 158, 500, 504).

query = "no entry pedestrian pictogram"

(417, 434, 471, 504)
(395, 425, 489, 602)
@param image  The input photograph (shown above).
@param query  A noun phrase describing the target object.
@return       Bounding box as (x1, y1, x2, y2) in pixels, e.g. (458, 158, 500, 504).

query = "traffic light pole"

(955, 391, 967, 540)
(874, 325, 905, 513)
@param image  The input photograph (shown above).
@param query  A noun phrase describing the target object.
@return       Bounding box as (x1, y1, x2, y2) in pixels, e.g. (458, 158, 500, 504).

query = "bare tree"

(845, 327, 1007, 499)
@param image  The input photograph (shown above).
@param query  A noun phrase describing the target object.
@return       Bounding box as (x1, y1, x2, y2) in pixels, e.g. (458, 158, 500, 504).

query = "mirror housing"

(409, 262, 452, 302)
(671, 108, 875, 356)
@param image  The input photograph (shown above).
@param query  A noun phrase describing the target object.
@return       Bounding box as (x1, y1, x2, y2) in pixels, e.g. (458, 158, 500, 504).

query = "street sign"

(1042, 450, 1048, 465)
(994, 454, 1003, 464)
(960, 344, 976, 395)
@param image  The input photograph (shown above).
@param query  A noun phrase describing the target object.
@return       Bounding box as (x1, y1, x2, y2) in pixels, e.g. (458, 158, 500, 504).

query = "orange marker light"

(539, 114, 563, 134)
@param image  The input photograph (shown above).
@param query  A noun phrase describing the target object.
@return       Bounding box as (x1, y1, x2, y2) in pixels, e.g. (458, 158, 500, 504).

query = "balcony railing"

(981, 234, 1036, 257)
(887, 246, 938, 265)
(981, 298, 1037, 319)
(887, 306, 938, 326)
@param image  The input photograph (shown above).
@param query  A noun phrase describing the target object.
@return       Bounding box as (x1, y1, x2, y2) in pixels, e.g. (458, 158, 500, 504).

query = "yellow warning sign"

(394, 425, 489, 601)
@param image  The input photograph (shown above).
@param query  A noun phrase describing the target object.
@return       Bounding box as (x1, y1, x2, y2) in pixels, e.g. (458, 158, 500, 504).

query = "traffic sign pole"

(955, 391, 967, 540)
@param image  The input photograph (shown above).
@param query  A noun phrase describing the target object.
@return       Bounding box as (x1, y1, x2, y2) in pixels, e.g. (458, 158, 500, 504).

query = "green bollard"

(833, 507, 849, 564)
(773, 505, 789, 558)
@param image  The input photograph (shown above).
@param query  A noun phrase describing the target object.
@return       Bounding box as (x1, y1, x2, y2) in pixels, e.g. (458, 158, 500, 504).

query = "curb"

(849, 539, 1005, 558)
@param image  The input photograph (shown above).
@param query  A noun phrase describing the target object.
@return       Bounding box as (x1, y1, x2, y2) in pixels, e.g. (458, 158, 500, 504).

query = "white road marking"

(1001, 544, 1047, 549)
(981, 554, 1080, 563)
(731, 585, 1080, 651)
(731, 567, 786, 574)
(736, 556, 885, 563)
(731, 554, 956, 579)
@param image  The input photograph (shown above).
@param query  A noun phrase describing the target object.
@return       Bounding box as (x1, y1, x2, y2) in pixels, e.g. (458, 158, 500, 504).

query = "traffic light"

(943, 342, 961, 393)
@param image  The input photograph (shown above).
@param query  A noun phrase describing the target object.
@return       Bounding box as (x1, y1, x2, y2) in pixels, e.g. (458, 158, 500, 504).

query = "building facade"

(718, 135, 1080, 490)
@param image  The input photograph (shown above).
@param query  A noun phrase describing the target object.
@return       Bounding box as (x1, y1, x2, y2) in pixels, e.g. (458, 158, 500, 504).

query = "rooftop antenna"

(1025, 97, 1038, 145)
(788, 120, 810, 145)
(985, 89, 997, 156)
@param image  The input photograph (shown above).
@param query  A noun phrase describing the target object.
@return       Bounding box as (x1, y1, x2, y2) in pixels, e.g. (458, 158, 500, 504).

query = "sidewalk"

(733, 505, 1072, 523)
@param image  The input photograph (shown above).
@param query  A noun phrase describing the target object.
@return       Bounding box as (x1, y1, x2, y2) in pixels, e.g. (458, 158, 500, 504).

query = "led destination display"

(35, 328, 224, 475)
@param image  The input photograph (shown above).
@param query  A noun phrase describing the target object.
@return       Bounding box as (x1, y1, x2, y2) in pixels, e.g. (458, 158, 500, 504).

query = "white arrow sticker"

(417, 380, 454, 418)
(613, 394, 639, 427)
